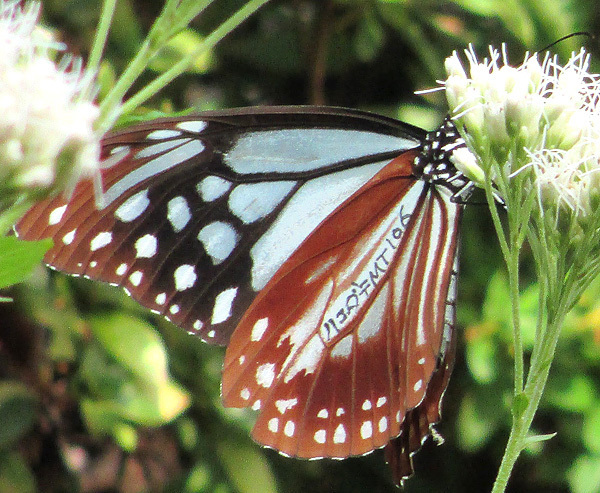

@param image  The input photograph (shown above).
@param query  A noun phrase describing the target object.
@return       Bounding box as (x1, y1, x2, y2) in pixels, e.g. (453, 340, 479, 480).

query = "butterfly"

(15, 105, 473, 486)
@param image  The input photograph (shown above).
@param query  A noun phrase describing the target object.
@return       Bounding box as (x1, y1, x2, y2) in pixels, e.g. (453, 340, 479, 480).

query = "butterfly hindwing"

(221, 150, 462, 460)
(15, 107, 424, 345)
(15, 106, 469, 486)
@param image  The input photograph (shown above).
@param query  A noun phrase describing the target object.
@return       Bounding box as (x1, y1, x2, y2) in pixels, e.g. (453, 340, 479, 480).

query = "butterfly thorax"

(412, 118, 473, 200)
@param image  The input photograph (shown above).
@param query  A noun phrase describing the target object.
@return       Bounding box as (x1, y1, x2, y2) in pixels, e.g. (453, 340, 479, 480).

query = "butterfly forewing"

(221, 150, 462, 459)
(15, 107, 423, 345)
(15, 106, 468, 485)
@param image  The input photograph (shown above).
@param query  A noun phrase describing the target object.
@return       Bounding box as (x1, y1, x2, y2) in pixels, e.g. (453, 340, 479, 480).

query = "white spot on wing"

(48, 205, 67, 225)
(62, 229, 76, 245)
(90, 232, 112, 251)
(129, 271, 143, 286)
(146, 129, 181, 139)
(356, 285, 387, 343)
(336, 408, 345, 416)
(170, 304, 180, 314)
(177, 120, 208, 133)
(114, 190, 150, 222)
(331, 335, 353, 358)
(198, 221, 239, 265)
(110, 145, 129, 155)
(279, 282, 332, 384)
(275, 398, 298, 414)
(101, 140, 205, 207)
(376, 397, 387, 408)
(155, 293, 167, 305)
(102, 147, 129, 170)
(211, 287, 238, 324)
(314, 430, 326, 444)
(135, 138, 190, 159)
(228, 181, 295, 224)
(174, 264, 197, 291)
(362, 399, 372, 411)
(360, 420, 373, 439)
(304, 256, 337, 284)
(135, 234, 158, 258)
(333, 424, 346, 443)
(240, 388, 250, 400)
(251, 318, 269, 341)
(378, 416, 388, 433)
(256, 362, 276, 388)
(116, 263, 128, 276)
(414, 379, 423, 392)
(197, 176, 232, 202)
(268, 417, 279, 433)
(317, 409, 328, 419)
(167, 196, 191, 232)
(284, 420, 295, 437)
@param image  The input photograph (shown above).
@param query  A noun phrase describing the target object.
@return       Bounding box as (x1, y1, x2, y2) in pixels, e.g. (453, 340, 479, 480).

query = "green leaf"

(513, 392, 529, 419)
(456, 392, 502, 452)
(88, 313, 170, 385)
(523, 432, 557, 447)
(518, 283, 540, 350)
(0, 237, 51, 289)
(465, 335, 498, 384)
(482, 271, 511, 328)
(217, 439, 278, 493)
(185, 463, 212, 492)
(177, 418, 200, 452)
(82, 377, 189, 431)
(0, 382, 37, 448)
(353, 11, 385, 62)
(81, 398, 124, 436)
(112, 422, 138, 452)
(546, 375, 596, 413)
(0, 451, 35, 493)
(583, 407, 600, 454)
(149, 29, 214, 74)
(567, 454, 600, 493)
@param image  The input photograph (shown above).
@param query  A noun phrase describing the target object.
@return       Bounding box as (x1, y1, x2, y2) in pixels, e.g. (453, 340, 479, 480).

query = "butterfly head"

(413, 118, 474, 201)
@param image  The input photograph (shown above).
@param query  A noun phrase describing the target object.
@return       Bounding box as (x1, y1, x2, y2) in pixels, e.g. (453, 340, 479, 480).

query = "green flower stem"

(482, 177, 527, 394)
(119, 0, 272, 119)
(491, 306, 568, 493)
(491, 199, 575, 493)
(445, 44, 600, 493)
(96, 0, 271, 134)
(96, 0, 217, 132)
(85, 0, 118, 98)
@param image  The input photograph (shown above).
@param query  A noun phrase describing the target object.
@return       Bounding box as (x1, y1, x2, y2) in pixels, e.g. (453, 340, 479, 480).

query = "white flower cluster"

(444, 45, 600, 217)
(0, 0, 99, 193)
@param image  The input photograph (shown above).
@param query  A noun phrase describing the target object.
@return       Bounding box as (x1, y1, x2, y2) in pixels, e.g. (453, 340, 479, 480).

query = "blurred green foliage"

(3, 0, 600, 492)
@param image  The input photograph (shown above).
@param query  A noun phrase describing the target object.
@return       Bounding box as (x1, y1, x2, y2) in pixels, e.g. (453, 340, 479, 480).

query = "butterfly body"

(16, 106, 471, 485)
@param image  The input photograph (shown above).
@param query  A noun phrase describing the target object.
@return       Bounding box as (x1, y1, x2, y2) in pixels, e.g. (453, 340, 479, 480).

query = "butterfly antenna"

(536, 32, 594, 54)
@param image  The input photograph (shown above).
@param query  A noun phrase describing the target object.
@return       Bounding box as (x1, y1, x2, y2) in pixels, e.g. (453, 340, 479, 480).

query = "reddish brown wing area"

(384, 318, 457, 485)
(17, 122, 262, 345)
(221, 150, 461, 482)
(15, 125, 247, 343)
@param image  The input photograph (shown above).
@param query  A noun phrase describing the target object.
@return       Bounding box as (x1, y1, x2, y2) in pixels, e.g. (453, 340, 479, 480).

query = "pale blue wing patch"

(228, 181, 297, 224)
(249, 160, 390, 291)
(224, 129, 416, 174)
